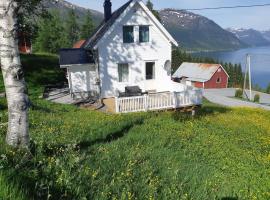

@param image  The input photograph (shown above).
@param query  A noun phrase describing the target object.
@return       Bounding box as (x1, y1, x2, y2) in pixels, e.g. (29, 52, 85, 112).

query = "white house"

(59, 0, 202, 113)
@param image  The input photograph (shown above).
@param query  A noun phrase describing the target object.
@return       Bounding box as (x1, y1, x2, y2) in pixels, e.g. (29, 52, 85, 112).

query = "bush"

(266, 83, 270, 94)
(235, 89, 243, 98)
(254, 94, 260, 103)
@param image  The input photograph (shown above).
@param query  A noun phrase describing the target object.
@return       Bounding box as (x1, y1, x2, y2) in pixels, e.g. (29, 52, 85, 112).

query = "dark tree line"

(146, 0, 161, 21)
(172, 49, 244, 88)
(33, 10, 95, 53)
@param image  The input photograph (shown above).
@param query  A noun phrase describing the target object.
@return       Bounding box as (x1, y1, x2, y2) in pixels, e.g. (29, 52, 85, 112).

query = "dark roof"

(82, 0, 133, 49)
(59, 49, 95, 66)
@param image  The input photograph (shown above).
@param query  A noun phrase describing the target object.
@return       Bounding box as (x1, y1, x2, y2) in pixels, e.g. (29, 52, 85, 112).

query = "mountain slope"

(261, 30, 270, 41)
(42, 1, 247, 51)
(159, 9, 247, 51)
(42, 0, 103, 25)
(228, 28, 270, 47)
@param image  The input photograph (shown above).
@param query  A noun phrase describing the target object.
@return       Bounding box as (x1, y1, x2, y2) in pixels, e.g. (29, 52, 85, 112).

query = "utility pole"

(248, 54, 252, 100)
(243, 54, 252, 100)
(243, 55, 248, 98)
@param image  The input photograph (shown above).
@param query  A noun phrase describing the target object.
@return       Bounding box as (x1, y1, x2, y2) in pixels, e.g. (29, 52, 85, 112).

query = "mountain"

(42, 0, 103, 25)
(227, 28, 270, 47)
(261, 30, 270, 41)
(42, 1, 247, 51)
(159, 9, 247, 51)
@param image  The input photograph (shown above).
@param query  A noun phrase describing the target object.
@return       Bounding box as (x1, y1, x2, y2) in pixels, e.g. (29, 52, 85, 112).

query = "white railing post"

(144, 94, 149, 111)
(173, 92, 177, 108)
(115, 97, 119, 113)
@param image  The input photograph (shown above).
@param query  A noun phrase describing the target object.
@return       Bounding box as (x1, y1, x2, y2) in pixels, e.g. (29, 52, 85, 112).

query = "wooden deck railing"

(115, 89, 203, 113)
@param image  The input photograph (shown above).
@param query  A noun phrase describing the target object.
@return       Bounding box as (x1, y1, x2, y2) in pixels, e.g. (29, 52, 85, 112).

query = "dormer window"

(139, 26, 149, 43)
(123, 26, 134, 43)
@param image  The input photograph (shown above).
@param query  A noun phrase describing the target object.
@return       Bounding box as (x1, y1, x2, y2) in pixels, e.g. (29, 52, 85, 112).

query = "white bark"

(0, 0, 30, 147)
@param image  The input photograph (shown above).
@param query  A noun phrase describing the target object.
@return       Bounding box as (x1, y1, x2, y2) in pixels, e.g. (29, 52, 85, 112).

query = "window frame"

(145, 62, 155, 80)
(139, 25, 150, 43)
(216, 77, 221, 83)
(118, 63, 129, 83)
(123, 26, 134, 43)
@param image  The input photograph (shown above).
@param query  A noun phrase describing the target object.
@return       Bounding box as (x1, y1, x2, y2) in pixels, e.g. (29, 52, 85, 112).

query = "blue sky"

(68, 0, 270, 30)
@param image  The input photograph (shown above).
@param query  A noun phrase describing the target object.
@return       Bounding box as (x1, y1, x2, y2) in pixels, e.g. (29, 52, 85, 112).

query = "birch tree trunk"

(0, 0, 30, 147)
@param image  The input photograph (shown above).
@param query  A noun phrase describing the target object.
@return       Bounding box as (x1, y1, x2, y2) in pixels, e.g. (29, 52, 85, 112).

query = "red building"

(172, 62, 229, 89)
(18, 32, 32, 54)
(73, 40, 86, 49)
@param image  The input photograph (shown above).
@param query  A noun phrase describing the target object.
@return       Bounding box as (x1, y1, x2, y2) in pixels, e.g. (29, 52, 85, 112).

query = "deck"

(115, 89, 203, 113)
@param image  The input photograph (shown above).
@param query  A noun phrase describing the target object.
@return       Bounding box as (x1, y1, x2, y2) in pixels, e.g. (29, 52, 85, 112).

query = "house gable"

(204, 66, 229, 88)
(215, 65, 230, 79)
(84, 0, 178, 50)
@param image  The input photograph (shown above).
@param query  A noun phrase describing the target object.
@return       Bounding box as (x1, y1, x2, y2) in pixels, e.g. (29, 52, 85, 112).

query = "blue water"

(193, 46, 270, 88)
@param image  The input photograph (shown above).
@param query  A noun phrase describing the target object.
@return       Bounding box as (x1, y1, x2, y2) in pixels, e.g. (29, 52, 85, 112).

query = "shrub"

(235, 89, 243, 98)
(254, 94, 260, 103)
(266, 83, 270, 94)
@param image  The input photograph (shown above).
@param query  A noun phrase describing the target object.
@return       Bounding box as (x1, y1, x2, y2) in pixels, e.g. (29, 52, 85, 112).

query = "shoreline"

(186, 45, 270, 54)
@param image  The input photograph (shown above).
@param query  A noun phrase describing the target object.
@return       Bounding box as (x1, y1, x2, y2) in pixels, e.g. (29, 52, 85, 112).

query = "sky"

(67, 0, 270, 31)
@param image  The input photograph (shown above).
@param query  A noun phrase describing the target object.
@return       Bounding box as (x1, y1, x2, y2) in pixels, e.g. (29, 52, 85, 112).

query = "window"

(118, 64, 129, 82)
(218, 68, 221, 72)
(217, 77, 221, 83)
(146, 62, 155, 80)
(123, 26, 134, 43)
(139, 26, 149, 43)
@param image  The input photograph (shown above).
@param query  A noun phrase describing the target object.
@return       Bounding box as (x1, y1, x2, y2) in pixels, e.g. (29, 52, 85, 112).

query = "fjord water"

(193, 46, 270, 88)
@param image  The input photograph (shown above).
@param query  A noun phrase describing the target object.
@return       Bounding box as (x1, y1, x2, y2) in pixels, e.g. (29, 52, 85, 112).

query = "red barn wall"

(194, 82, 204, 88)
(18, 32, 32, 54)
(19, 44, 31, 53)
(204, 67, 228, 89)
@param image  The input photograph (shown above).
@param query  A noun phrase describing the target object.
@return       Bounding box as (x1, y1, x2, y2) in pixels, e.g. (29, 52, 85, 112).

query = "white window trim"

(139, 25, 150, 43)
(123, 25, 135, 44)
(118, 63, 130, 83)
(145, 61, 155, 80)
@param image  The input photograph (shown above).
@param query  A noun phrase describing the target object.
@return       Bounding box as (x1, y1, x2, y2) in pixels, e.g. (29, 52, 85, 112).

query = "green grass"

(0, 54, 270, 199)
(0, 53, 66, 95)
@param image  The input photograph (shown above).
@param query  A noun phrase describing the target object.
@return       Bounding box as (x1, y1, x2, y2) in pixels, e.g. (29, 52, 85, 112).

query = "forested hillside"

(40, 1, 248, 51)
(42, 0, 103, 25)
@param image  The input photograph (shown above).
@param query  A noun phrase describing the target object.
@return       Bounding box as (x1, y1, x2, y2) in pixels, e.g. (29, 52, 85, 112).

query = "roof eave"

(60, 63, 96, 68)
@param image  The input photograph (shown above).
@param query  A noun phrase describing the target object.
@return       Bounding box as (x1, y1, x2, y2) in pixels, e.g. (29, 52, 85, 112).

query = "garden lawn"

(0, 54, 270, 200)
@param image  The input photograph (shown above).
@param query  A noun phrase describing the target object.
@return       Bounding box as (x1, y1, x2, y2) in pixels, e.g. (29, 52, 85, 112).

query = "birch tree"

(0, 0, 30, 147)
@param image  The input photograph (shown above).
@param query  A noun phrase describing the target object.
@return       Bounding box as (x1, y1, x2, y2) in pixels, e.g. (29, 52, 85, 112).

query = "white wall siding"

(69, 64, 98, 94)
(98, 4, 174, 98)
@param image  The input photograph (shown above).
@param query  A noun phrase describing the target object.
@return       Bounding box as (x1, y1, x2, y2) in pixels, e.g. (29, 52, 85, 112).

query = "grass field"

(0, 54, 270, 200)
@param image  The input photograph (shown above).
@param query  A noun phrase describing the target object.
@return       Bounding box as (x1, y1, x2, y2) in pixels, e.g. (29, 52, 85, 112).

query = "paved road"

(204, 88, 270, 110)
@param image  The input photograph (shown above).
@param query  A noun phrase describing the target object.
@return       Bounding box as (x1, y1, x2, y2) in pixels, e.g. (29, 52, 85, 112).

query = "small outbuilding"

(59, 48, 99, 99)
(172, 62, 229, 89)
